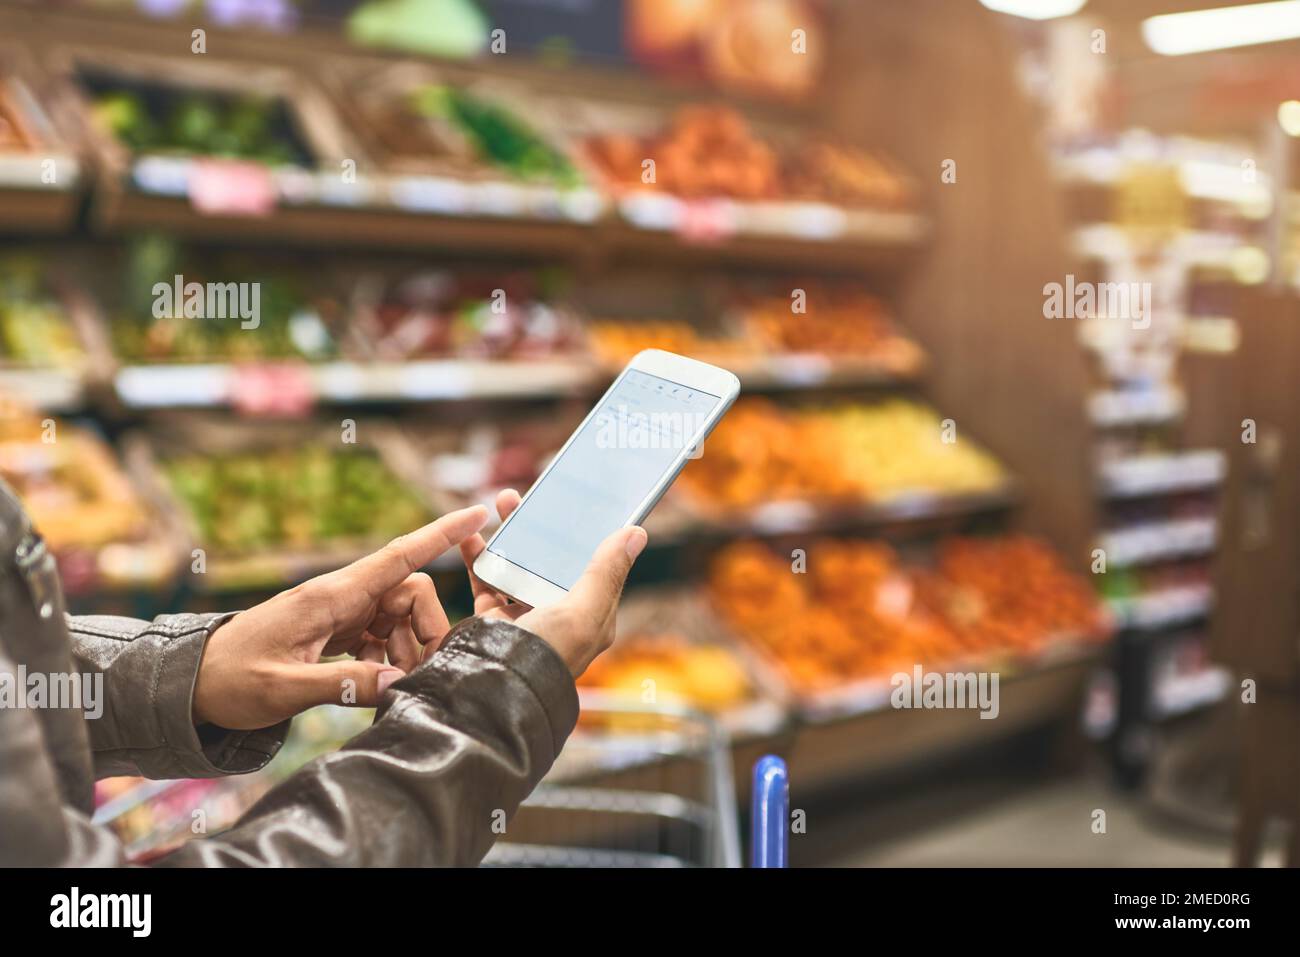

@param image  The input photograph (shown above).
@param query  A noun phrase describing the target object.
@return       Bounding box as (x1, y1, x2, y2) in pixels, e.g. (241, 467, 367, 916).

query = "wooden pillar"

(824, 0, 1096, 567)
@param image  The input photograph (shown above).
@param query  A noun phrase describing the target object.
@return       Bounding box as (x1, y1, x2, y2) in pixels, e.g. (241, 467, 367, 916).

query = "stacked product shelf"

(1055, 132, 1252, 782)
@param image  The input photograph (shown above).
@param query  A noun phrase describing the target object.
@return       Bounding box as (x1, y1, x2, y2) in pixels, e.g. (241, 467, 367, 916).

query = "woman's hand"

(192, 505, 490, 731)
(459, 490, 647, 677)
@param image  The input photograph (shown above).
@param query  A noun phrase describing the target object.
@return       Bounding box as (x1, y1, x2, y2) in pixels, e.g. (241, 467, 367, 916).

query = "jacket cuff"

(71, 612, 288, 779)
(394, 616, 580, 756)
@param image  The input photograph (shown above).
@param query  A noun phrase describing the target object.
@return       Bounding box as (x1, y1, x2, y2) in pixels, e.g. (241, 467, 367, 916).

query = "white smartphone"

(472, 349, 740, 608)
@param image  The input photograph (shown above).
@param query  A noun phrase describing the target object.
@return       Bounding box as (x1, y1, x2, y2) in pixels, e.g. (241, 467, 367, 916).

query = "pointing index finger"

(346, 505, 489, 598)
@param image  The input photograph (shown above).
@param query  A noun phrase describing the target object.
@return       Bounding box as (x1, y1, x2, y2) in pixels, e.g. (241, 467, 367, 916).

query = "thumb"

(568, 526, 648, 617)
(284, 660, 405, 712)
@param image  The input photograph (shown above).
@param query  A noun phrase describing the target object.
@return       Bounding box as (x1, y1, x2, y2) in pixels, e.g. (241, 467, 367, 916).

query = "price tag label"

(677, 198, 736, 243)
(390, 176, 471, 215)
(189, 159, 277, 217)
(769, 354, 831, 386)
(750, 500, 817, 534)
(401, 362, 473, 400)
(116, 364, 229, 407)
(228, 363, 315, 416)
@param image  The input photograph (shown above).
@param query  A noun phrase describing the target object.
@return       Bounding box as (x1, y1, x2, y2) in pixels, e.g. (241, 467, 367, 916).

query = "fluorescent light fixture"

(979, 0, 1087, 18)
(1143, 1, 1300, 56)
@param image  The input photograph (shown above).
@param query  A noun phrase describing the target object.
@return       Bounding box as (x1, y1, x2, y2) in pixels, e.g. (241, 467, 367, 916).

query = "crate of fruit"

(706, 536, 1110, 723)
(674, 397, 1015, 535)
(339, 265, 590, 366)
(0, 46, 82, 228)
(0, 402, 184, 595)
(122, 415, 455, 592)
(578, 585, 788, 741)
(48, 45, 362, 215)
(0, 252, 109, 411)
(318, 60, 604, 222)
(573, 100, 922, 242)
(79, 236, 354, 411)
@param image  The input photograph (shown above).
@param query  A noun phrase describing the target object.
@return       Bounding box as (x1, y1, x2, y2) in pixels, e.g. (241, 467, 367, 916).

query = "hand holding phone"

(471, 350, 740, 609)
(459, 488, 647, 677)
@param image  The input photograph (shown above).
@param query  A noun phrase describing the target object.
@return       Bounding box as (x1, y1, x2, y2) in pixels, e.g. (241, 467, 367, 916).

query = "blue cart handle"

(751, 755, 788, 868)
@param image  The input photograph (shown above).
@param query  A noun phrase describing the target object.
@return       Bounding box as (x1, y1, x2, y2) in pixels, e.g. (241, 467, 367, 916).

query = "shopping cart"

(483, 691, 789, 868)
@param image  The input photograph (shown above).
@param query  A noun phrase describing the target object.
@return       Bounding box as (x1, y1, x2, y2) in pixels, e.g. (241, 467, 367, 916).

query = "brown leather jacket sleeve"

(3, 617, 578, 867)
(68, 612, 289, 780)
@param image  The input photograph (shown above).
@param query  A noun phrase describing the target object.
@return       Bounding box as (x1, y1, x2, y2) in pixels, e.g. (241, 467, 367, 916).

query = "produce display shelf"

(723, 352, 925, 390)
(420, 486, 1021, 574)
(600, 212, 927, 272)
(112, 358, 603, 409)
(782, 634, 1103, 725)
(747, 647, 1101, 795)
(0, 368, 85, 411)
(0, 184, 81, 233)
(89, 186, 597, 259)
(110, 354, 924, 409)
(80, 187, 929, 271)
(667, 483, 1022, 541)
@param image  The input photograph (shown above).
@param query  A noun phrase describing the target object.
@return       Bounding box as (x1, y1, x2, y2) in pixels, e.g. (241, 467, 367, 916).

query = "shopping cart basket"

(483, 691, 789, 868)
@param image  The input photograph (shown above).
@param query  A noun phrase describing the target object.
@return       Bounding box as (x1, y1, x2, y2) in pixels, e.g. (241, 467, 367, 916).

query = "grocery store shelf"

(1108, 583, 1214, 631)
(662, 483, 1021, 543)
(0, 367, 85, 411)
(1055, 150, 1272, 209)
(429, 486, 1023, 574)
(1072, 225, 1255, 273)
(726, 351, 924, 390)
(90, 184, 598, 258)
(1088, 386, 1184, 427)
(111, 353, 928, 409)
(1099, 516, 1218, 568)
(85, 185, 929, 270)
(0, 184, 82, 233)
(113, 358, 603, 408)
(776, 647, 1101, 792)
(602, 208, 928, 271)
(1151, 667, 1231, 721)
(789, 634, 1102, 725)
(1098, 449, 1225, 500)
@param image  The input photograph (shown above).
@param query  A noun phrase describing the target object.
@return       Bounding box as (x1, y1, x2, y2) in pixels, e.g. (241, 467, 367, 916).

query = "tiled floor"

(792, 751, 1281, 868)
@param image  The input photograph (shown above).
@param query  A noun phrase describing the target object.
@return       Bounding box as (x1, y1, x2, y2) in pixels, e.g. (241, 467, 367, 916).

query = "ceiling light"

(1143, 1, 1300, 56)
(1279, 100, 1300, 136)
(979, 0, 1087, 18)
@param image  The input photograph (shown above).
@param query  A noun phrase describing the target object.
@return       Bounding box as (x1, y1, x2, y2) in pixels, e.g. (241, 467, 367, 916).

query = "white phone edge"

(471, 349, 741, 609)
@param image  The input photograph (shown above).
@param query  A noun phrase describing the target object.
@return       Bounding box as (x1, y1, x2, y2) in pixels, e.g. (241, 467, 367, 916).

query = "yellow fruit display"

(826, 400, 1006, 499)
(578, 632, 754, 713)
(679, 397, 1006, 510)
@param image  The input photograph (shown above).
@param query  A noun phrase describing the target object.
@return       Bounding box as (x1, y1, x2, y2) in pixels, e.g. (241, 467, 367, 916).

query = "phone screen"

(487, 369, 721, 590)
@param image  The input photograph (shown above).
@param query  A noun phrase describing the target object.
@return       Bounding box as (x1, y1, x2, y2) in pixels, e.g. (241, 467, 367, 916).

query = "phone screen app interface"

(489, 369, 721, 590)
